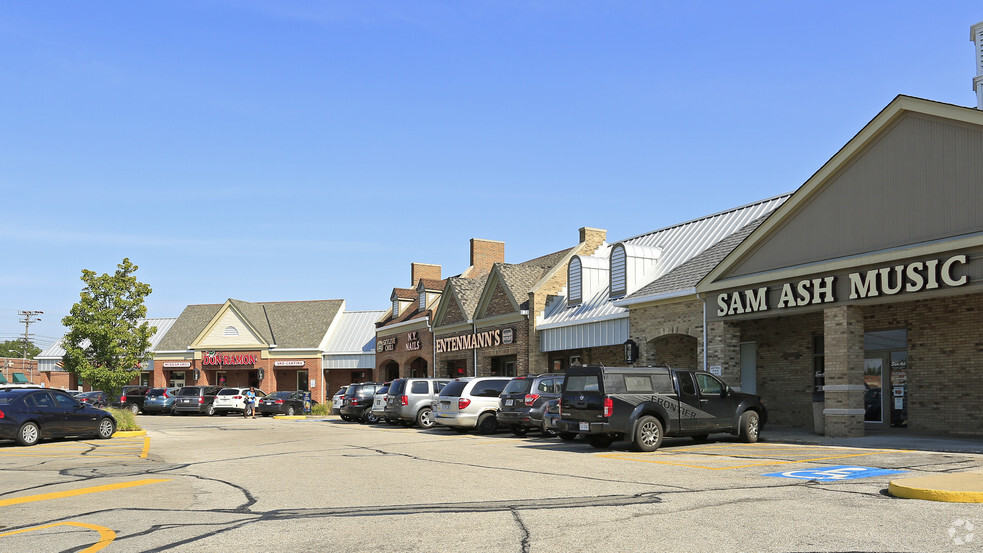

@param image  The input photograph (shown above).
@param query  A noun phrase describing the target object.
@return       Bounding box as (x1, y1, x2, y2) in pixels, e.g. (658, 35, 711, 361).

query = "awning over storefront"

(11, 373, 29, 383)
(0, 374, 7, 384)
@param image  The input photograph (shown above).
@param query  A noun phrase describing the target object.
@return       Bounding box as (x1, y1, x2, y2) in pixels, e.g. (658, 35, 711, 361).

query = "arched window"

(610, 244, 627, 297)
(568, 257, 583, 306)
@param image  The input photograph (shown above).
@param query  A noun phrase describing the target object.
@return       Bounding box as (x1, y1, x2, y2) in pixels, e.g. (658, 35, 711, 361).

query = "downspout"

(472, 320, 478, 377)
(699, 293, 708, 371)
(426, 314, 434, 378)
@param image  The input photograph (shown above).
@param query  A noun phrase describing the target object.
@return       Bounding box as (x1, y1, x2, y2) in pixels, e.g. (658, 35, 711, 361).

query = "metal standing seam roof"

(324, 311, 386, 354)
(37, 317, 178, 358)
(537, 194, 790, 329)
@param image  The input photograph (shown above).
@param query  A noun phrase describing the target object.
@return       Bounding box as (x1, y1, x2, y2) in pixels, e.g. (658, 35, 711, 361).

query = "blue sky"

(2, 1, 981, 348)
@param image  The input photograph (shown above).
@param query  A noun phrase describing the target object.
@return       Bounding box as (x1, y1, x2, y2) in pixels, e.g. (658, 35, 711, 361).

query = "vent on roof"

(223, 326, 239, 337)
(973, 20, 983, 109)
(610, 243, 661, 297)
(392, 299, 400, 317)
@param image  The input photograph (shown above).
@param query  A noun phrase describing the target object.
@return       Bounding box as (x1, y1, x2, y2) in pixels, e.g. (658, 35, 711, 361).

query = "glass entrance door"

(864, 329, 907, 429)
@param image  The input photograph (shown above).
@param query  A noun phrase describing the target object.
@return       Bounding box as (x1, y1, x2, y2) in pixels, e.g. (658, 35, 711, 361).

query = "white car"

(213, 387, 265, 415)
(331, 386, 348, 415)
(433, 377, 512, 434)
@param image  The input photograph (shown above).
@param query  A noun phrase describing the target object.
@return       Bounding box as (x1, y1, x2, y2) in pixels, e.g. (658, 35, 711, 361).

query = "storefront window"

(169, 371, 186, 388)
(298, 370, 308, 391)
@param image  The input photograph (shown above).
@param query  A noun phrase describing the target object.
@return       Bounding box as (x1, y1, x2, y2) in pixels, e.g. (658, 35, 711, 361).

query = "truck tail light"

(603, 397, 613, 418)
(524, 393, 540, 406)
(400, 395, 408, 406)
(120, 395, 127, 402)
(458, 398, 471, 410)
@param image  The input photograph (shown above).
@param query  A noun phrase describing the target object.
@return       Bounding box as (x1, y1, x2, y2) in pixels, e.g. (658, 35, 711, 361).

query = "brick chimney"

(579, 227, 607, 253)
(411, 263, 441, 285)
(468, 238, 505, 278)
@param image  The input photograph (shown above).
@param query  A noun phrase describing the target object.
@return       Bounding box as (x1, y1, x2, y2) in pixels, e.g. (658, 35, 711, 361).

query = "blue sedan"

(0, 388, 117, 446)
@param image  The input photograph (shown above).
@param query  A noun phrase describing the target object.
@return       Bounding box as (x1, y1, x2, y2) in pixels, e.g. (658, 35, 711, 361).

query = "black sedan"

(76, 391, 110, 408)
(0, 388, 117, 446)
(257, 391, 315, 416)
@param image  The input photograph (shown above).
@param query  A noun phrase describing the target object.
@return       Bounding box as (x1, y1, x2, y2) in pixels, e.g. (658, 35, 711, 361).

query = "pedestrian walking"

(244, 387, 257, 419)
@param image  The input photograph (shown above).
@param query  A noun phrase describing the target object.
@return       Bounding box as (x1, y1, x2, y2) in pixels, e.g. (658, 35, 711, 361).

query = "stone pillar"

(823, 305, 865, 438)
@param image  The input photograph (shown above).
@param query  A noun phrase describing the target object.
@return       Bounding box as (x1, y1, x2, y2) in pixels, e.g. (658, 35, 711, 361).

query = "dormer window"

(610, 245, 627, 297)
(392, 299, 400, 317)
(223, 326, 239, 337)
(568, 257, 583, 306)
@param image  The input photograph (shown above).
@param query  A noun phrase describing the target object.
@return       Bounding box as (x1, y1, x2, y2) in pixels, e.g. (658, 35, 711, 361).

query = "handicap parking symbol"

(764, 465, 906, 481)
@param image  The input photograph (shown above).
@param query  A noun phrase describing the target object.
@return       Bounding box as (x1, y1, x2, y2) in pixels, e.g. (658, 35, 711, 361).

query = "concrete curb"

(272, 415, 334, 420)
(888, 473, 983, 503)
(112, 430, 147, 438)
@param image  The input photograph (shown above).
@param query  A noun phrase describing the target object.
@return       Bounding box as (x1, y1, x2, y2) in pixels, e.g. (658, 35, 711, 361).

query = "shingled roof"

(156, 299, 344, 351)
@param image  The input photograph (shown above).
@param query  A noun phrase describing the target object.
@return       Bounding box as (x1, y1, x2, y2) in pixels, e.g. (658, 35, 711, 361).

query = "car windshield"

(503, 378, 532, 394)
(217, 389, 242, 396)
(388, 379, 406, 395)
(178, 387, 201, 396)
(376, 385, 389, 395)
(146, 389, 167, 397)
(564, 375, 601, 393)
(267, 392, 291, 399)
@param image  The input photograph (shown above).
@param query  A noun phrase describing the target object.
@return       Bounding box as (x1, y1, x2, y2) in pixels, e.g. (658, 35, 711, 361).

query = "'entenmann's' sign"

(716, 255, 969, 317)
(435, 329, 507, 354)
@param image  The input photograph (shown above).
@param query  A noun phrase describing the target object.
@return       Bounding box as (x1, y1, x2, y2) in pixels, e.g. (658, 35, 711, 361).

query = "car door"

(53, 392, 90, 435)
(673, 372, 709, 433)
(25, 391, 65, 437)
(694, 373, 740, 431)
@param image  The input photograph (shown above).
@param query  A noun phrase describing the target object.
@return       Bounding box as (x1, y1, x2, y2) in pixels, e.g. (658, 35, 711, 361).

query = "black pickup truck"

(556, 365, 766, 451)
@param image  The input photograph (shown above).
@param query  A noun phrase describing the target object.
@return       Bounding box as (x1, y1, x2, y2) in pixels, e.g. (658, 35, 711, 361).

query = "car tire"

(476, 414, 498, 435)
(286, 406, 296, 416)
(416, 408, 434, 429)
(205, 404, 215, 416)
(558, 432, 577, 441)
(511, 425, 529, 437)
(632, 416, 664, 452)
(365, 413, 379, 424)
(452, 426, 470, 434)
(586, 433, 615, 449)
(16, 422, 40, 446)
(128, 403, 140, 415)
(97, 417, 116, 439)
(738, 410, 760, 443)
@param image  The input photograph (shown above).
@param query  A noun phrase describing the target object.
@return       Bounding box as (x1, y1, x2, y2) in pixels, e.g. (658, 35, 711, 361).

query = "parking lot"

(0, 416, 980, 552)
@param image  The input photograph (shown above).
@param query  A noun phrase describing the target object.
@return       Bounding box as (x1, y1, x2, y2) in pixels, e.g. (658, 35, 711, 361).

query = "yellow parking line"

(0, 479, 171, 508)
(0, 522, 115, 552)
(141, 436, 150, 458)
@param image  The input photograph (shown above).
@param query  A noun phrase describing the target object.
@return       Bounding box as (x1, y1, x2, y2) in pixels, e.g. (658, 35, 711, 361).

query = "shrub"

(311, 402, 330, 416)
(107, 407, 142, 431)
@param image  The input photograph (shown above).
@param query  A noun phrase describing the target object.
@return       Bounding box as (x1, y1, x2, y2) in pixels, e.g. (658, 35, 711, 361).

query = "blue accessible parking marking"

(765, 465, 907, 481)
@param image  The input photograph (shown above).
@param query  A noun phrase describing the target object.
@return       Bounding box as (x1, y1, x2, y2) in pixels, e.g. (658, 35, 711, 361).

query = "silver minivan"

(433, 377, 512, 434)
(384, 378, 451, 428)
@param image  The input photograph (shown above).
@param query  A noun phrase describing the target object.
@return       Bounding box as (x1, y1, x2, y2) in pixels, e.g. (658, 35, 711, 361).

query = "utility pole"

(19, 310, 42, 384)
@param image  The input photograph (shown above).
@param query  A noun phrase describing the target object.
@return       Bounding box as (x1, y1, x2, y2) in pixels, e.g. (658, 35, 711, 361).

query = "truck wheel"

(416, 408, 434, 429)
(585, 434, 614, 449)
(633, 416, 664, 452)
(128, 403, 140, 415)
(476, 414, 498, 435)
(511, 425, 529, 437)
(738, 411, 760, 443)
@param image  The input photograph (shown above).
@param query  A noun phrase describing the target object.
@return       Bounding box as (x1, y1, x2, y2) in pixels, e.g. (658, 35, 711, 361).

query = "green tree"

(61, 258, 156, 396)
(0, 339, 40, 359)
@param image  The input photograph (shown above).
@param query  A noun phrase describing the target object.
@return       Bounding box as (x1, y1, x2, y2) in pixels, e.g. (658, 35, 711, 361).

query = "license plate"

(579, 422, 589, 431)
(504, 399, 513, 406)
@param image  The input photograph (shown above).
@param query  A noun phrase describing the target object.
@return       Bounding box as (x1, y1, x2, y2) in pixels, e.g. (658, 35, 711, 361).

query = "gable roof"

(700, 95, 983, 291)
(157, 299, 344, 351)
(476, 249, 571, 316)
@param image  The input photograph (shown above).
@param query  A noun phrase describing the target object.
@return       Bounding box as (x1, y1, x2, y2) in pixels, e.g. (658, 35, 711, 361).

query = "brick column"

(706, 320, 740, 380)
(823, 305, 865, 438)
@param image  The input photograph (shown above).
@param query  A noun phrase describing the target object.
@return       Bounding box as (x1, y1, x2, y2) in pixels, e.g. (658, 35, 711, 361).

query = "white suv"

(213, 387, 265, 415)
(433, 377, 512, 434)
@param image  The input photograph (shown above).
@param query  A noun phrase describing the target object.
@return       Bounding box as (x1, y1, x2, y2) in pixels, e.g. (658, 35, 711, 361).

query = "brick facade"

(713, 292, 983, 437)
